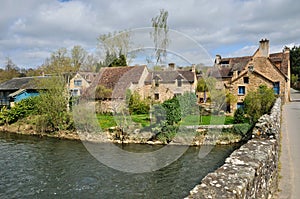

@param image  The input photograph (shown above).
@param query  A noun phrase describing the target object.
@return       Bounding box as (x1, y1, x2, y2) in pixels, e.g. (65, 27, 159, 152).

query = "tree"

(95, 85, 112, 100)
(290, 46, 300, 76)
(151, 9, 169, 64)
(0, 57, 21, 82)
(244, 85, 275, 124)
(80, 54, 98, 72)
(197, 78, 209, 103)
(71, 45, 87, 71)
(127, 91, 150, 114)
(97, 31, 131, 65)
(291, 74, 299, 88)
(176, 92, 198, 116)
(39, 46, 90, 74)
(35, 76, 73, 132)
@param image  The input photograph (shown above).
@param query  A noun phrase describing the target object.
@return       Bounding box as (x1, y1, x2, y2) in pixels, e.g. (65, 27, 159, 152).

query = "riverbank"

(0, 122, 247, 146)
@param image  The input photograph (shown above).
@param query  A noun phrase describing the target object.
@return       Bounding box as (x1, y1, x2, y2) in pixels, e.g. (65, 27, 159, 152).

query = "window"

(154, 93, 159, 100)
(174, 93, 182, 97)
(177, 79, 182, 87)
(243, 77, 249, 84)
(238, 86, 246, 95)
(72, 89, 79, 96)
(237, 102, 245, 110)
(74, 79, 82, 86)
(273, 82, 280, 95)
(155, 79, 159, 87)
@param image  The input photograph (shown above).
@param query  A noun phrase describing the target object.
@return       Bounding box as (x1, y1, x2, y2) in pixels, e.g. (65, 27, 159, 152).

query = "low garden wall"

(187, 98, 281, 198)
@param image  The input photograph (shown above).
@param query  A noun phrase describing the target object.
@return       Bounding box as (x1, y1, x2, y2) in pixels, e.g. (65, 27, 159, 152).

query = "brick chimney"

(259, 39, 269, 57)
(215, 55, 222, 65)
(168, 63, 175, 70)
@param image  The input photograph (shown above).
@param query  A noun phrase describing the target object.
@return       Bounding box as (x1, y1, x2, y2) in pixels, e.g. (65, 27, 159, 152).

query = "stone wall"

(187, 98, 281, 199)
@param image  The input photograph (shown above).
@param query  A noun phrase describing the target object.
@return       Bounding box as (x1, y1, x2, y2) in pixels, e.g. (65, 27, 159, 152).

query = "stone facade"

(69, 72, 96, 97)
(209, 39, 290, 113)
(141, 67, 197, 102)
(187, 98, 281, 199)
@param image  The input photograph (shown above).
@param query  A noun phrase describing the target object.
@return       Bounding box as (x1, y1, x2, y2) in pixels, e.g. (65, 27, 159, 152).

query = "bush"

(176, 92, 198, 116)
(161, 97, 181, 125)
(127, 91, 150, 115)
(232, 123, 252, 137)
(233, 108, 247, 124)
(244, 85, 276, 124)
(151, 96, 182, 143)
(0, 96, 39, 125)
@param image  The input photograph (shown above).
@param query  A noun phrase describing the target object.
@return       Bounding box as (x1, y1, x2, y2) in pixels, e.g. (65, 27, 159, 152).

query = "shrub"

(244, 85, 275, 124)
(161, 97, 181, 125)
(176, 92, 198, 116)
(232, 123, 252, 137)
(127, 91, 150, 115)
(233, 108, 247, 124)
(0, 96, 39, 125)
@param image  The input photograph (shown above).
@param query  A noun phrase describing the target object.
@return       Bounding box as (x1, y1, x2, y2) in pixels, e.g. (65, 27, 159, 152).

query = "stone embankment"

(187, 98, 281, 199)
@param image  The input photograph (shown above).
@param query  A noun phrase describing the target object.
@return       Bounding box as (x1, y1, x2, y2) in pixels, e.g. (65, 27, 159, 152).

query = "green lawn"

(97, 113, 234, 129)
(96, 114, 117, 130)
(97, 114, 150, 129)
(181, 115, 234, 125)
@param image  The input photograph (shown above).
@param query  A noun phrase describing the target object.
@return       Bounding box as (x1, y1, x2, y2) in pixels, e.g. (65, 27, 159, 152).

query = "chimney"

(215, 55, 222, 65)
(259, 39, 269, 57)
(168, 63, 175, 70)
(191, 64, 196, 72)
(283, 46, 290, 54)
(233, 70, 238, 79)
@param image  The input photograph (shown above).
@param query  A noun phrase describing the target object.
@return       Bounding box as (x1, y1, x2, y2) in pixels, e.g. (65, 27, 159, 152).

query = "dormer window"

(74, 79, 82, 86)
(176, 75, 184, 87)
(153, 75, 161, 87)
(155, 79, 159, 87)
(248, 65, 254, 72)
(177, 79, 182, 87)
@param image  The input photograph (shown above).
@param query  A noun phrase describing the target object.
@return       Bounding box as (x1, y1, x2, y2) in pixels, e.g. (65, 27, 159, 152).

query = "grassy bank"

(97, 114, 234, 130)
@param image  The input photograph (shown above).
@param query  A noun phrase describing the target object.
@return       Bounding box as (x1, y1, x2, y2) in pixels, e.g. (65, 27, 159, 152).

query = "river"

(0, 132, 240, 198)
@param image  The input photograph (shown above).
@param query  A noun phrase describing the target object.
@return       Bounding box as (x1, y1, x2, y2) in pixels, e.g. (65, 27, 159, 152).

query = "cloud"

(0, 0, 300, 68)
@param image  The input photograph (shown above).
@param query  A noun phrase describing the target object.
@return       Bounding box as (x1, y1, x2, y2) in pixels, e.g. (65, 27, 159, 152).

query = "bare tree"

(151, 9, 169, 65)
(97, 30, 133, 65)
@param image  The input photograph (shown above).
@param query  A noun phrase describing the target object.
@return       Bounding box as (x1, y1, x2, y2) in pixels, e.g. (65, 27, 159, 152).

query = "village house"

(84, 64, 198, 112)
(85, 65, 149, 112)
(0, 76, 49, 108)
(140, 63, 197, 102)
(69, 72, 97, 97)
(209, 39, 290, 113)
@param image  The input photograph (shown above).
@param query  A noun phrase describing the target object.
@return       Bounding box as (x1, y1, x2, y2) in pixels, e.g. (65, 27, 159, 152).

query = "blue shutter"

(273, 82, 280, 95)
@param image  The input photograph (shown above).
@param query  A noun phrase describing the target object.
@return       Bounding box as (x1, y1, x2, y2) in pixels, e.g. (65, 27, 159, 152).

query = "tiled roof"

(90, 65, 147, 99)
(212, 51, 289, 78)
(0, 76, 49, 90)
(78, 72, 98, 83)
(145, 70, 195, 83)
(208, 67, 232, 78)
(269, 52, 289, 76)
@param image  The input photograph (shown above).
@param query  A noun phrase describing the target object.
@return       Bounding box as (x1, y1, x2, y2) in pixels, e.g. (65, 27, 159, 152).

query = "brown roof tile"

(145, 70, 195, 84)
(89, 65, 147, 99)
(269, 52, 289, 76)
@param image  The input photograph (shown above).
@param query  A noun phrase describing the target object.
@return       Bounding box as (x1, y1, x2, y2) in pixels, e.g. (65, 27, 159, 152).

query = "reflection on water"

(0, 132, 240, 199)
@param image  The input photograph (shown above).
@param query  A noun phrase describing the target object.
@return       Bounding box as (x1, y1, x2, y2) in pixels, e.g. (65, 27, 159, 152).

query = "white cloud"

(0, 0, 300, 68)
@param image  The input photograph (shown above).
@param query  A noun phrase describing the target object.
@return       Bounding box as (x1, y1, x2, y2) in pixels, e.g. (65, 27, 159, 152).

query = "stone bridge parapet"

(187, 98, 281, 199)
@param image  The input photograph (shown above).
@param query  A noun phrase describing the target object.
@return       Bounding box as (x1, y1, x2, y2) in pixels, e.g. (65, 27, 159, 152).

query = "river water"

(0, 132, 240, 199)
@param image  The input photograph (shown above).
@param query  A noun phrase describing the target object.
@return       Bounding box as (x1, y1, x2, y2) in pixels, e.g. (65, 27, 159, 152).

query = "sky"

(1, 0, 300, 69)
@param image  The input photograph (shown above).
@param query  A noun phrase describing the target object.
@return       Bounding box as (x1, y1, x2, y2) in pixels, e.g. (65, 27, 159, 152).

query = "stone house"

(209, 39, 290, 113)
(85, 65, 149, 112)
(140, 64, 197, 102)
(84, 64, 197, 112)
(69, 72, 97, 97)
